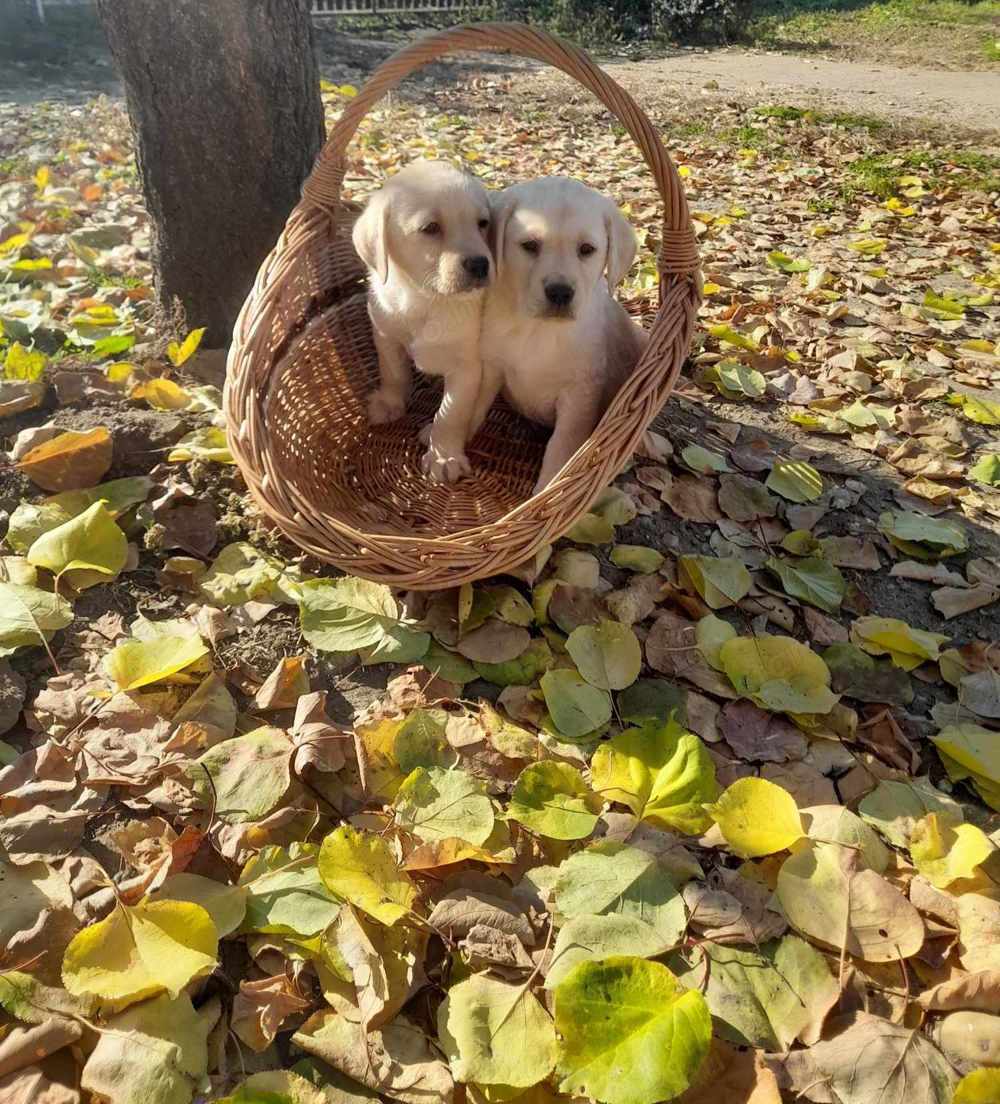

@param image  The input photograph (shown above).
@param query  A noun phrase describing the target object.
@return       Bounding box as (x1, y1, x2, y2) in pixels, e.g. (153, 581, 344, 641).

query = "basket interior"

(261, 206, 554, 539)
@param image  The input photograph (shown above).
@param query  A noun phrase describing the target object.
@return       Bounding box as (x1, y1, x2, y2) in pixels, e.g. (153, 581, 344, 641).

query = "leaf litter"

(1, 39, 1000, 1104)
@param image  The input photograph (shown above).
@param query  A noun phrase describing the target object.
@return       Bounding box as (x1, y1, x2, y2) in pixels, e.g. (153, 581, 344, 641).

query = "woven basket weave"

(224, 22, 700, 589)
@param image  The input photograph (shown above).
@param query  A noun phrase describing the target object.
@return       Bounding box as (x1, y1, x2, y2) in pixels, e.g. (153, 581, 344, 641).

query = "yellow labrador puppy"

(475, 177, 648, 492)
(353, 160, 492, 482)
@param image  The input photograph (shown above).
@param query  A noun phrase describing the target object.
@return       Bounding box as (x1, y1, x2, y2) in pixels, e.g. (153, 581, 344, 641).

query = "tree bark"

(96, 0, 325, 347)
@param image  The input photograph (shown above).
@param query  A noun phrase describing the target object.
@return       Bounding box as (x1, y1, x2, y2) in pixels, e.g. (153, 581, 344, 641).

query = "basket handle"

(301, 22, 698, 277)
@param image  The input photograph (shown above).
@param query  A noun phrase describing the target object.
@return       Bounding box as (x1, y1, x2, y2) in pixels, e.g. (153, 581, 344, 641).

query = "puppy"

(352, 160, 492, 482)
(475, 177, 648, 493)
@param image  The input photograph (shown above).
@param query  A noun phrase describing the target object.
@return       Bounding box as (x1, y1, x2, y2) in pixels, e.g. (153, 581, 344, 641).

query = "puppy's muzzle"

(461, 254, 491, 288)
(542, 279, 575, 318)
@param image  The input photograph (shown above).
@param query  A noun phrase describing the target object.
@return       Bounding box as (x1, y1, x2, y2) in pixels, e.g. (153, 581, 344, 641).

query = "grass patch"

(842, 149, 1000, 200)
(753, 103, 887, 132)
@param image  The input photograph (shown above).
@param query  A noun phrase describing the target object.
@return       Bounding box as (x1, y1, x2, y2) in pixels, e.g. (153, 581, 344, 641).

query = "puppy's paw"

(367, 389, 406, 425)
(421, 444, 472, 484)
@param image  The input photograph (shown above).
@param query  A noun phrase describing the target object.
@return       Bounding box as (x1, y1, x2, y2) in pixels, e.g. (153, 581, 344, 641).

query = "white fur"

(353, 160, 492, 483)
(476, 177, 648, 492)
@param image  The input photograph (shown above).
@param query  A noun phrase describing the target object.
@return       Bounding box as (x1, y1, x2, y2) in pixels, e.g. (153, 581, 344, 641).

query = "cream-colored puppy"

(475, 177, 648, 492)
(353, 160, 492, 482)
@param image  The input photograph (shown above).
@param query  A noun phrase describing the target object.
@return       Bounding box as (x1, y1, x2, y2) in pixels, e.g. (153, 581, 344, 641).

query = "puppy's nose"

(545, 281, 575, 307)
(462, 255, 490, 280)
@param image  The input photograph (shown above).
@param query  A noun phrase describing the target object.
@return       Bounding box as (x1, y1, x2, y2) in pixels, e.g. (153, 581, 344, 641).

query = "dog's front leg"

(368, 326, 411, 425)
(534, 389, 603, 493)
(420, 356, 481, 484)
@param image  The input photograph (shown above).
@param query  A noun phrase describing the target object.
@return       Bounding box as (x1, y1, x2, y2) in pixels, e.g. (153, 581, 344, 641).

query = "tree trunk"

(96, 0, 325, 347)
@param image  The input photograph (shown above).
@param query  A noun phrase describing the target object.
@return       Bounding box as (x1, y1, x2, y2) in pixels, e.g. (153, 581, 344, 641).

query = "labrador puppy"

(352, 160, 492, 482)
(475, 177, 648, 492)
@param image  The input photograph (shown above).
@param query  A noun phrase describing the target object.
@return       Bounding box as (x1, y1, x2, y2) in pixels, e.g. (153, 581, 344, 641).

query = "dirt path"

(572, 48, 1000, 136)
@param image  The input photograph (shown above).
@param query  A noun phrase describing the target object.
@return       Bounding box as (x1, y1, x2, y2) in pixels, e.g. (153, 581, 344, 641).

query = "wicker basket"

(224, 22, 700, 589)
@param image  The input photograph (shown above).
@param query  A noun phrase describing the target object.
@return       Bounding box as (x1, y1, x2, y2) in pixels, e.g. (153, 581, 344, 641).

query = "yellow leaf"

(105, 634, 209, 691)
(62, 899, 217, 1001)
(954, 1068, 1000, 1103)
(678, 165, 692, 178)
(105, 360, 135, 383)
(848, 238, 887, 255)
(34, 165, 50, 191)
(910, 814, 995, 889)
(719, 634, 839, 715)
(709, 777, 804, 858)
(850, 616, 948, 671)
(166, 326, 206, 368)
(702, 282, 723, 295)
(318, 825, 416, 926)
(131, 377, 192, 410)
(0, 231, 31, 256)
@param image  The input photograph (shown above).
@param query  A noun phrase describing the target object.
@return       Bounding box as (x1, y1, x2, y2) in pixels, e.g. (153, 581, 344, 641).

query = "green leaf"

(681, 444, 730, 474)
(473, 637, 553, 686)
(858, 777, 963, 849)
(0, 580, 72, 654)
(508, 761, 600, 840)
(554, 957, 711, 1104)
(298, 577, 429, 663)
(553, 842, 686, 946)
(765, 556, 846, 613)
(969, 454, 1000, 485)
(566, 621, 642, 690)
(767, 250, 811, 273)
(393, 708, 456, 773)
(92, 333, 135, 359)
(240, 843, 343, 937)
(547, 914, 672, 990)
(27, 500, 127, 587)
(708, 777, 804, 857)
(590, 718, 717, 834)
(318, 826, 416, 926)
(566, 512, 615, 544)
(610, 544, 665, 574)
(438, 974, 557, 1088)
(421, 640, 478, 685)
(708, 324, 758, 351)
(716, 359, 766, 400)
(719, 634, 839, 714)
(695, 613, 736, 668)
(199, 542, 299, 607)
(878, 510, 968, 560)
(922, 290, 965, 320)
(765, 460, 824, 503)
(62, 899, 218, 1001)
(618, 678, 687, 726)
(393, 767, 495, 845)
(482, 584, 534, 626)
(190, 727, 292, 824)
(678, 555, 752, 609)
(105, 633, 209, 690)
(932, 724, 1000, 812)
(540, 668, 612, 739)
(676, 936, 837, 1051)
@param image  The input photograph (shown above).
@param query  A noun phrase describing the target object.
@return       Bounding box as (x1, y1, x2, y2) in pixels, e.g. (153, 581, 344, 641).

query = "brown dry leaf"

(719, 701, 808, 764)
(820, 536, 881, 571)
(918, 970, 1000, 1012)
(777, 1012, 957, 1104)
(645, 610, 738, 698)
(456, 619, 531, 663)
(932, 584, 1000, 619)
(957, 894, 1000, 973)
(254, 655, 310, 711)
(293, 1010, 455, 1104)
(0, 1067, 80, 1104)
(890, 561, 968, 586)
(232, 972, 313, 1051)
(664, 474, 724, 523)
(17, 428, 112, 491)
(679, 1038, 781, 1104)
(336, 905, 427, 1029)
(290, 690, 349, 773)
(428, 888, 535, 945)
(802, 607, 848, 645)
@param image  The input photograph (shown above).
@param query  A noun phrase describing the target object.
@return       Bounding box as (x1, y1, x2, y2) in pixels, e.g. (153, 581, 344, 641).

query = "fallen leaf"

(318, 825, 415, 926)
(508, 761, 600, 840)
(17, 428, 112, 492)
(710, 778, 804, 857)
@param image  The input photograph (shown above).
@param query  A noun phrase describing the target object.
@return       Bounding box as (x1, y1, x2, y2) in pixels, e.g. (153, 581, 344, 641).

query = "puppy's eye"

(579, 243, 597, 258)
(420, 221, 441, 236)
(478, 218, 490, 231)
(521, 240, 540, 255)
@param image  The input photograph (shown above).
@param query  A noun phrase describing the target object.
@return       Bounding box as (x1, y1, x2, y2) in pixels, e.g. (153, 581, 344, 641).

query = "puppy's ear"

(353, 192, 390, 284)
(488, 190, 516, 279)
(603, 202, 639, 290)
